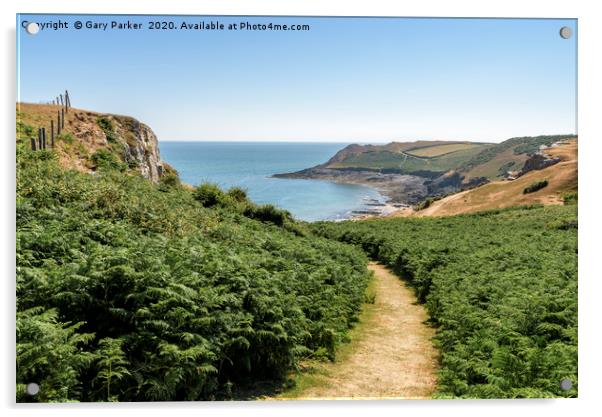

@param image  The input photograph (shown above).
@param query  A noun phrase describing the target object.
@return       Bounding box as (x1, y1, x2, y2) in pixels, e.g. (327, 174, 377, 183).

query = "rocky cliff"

(17, 103, 167, 183)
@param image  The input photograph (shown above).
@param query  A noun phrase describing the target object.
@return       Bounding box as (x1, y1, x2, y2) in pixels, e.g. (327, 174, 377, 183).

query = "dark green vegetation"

(16, 146, 370, 402)
(523, 180, 549, 194)
(312, 205, 577, 398)
(96, 116, 118, 143)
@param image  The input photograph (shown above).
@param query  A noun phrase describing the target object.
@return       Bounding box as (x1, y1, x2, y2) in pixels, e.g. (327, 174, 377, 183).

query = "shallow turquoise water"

(159, 141, 385, 221)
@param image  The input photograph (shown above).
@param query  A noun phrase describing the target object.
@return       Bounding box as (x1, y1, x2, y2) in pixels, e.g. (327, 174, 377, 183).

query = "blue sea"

(159, 141, 386, 222)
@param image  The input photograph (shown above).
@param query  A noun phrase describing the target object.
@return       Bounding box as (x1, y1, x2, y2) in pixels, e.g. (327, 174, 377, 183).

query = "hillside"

(275, 135, 576, 206)
(17, 103, 170, 183)
(325, 140, 492, 173)
(415, 139, 578, 217)
(16, 106, 371, 402)
(312, 204, 578, 398)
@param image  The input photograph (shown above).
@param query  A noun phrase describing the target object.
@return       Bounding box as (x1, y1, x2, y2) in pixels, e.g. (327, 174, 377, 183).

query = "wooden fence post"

(57, 110, 62, 135)
(61, 108, 65, 129)
(50, 119, 55, 148)
(42, 128, 47, 149)
(30, 137, 37, 151)
(65, 90, 70, 111)
(37, 128, 42, 150)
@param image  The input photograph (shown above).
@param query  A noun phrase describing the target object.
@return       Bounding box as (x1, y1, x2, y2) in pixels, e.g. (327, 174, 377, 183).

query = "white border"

(3, 1, 601, 417)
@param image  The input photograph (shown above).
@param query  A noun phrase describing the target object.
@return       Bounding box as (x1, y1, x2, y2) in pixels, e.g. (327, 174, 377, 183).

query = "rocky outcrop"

(111, 115, 163, 183)
(70, 110, 164, 183)
(519, 153, 560, 177)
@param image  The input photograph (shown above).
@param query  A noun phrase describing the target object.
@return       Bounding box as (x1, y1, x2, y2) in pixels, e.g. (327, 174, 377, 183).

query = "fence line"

(30, 89, 72, 151)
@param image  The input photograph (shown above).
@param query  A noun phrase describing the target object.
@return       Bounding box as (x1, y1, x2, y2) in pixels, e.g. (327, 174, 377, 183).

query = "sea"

(159, 141, 386, 222)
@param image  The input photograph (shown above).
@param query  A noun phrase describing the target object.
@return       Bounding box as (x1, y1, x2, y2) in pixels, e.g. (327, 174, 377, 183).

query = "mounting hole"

(25, 22, 40, 35)
(560, 378, 573, 391)
(559, 26, 572, 39)
(25, 382, 40, 396)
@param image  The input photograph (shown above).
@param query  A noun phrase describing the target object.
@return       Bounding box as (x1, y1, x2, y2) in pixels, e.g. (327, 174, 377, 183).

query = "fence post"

(57, 110, 62, 135)
(65, 90, 70, 111)
(50, 119, 55, 148)
(30, 137, 37, 151)
(61, 108, 65, 129)
(42, 128, 47, 149)
(37, 128, 43, 150)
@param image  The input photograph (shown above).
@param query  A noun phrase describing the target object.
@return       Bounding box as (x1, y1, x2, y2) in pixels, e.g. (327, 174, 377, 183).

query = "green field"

(329, 145, 491, 174)
(405, 143, 485, 158)
(312, 205, 578, 398)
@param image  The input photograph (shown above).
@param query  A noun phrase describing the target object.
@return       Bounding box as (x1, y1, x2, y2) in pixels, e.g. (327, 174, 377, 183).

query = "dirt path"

(290, 262, 438, 400)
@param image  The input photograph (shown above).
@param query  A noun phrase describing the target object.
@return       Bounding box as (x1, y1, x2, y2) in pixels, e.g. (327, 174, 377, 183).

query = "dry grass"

(277, 263, 438, 400)
(417, 139, 577, 217)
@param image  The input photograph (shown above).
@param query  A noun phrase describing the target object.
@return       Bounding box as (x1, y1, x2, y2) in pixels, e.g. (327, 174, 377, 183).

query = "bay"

(159, 141, 385, 221)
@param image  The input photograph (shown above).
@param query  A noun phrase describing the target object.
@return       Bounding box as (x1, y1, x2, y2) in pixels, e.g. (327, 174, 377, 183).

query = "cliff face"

(109, 114, 164, 183)
(18, 103, 166, 183)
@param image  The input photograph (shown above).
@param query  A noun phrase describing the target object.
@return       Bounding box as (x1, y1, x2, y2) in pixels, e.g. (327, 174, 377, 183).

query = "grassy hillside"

(327, 141, 492, 174)
(460, 135, 575, 180)
(16, 141, 371, 401)
(417, 140, 577, 217)
(321, 135, 575, 181)
(17, 103, 169, 183)
(312, 205, 578, 398)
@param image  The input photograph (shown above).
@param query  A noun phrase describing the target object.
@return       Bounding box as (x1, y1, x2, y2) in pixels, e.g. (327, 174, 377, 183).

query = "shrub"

(243, 204, 290, 226)
(415, 197, 434, 211)
(562, 192, 578, 205)
(91, 149, 127, 171)
(158, 172, 180, 191)
(59, 133, 75, 144)
(97, 116, 118, 143)
(17, 120, 34, 138)
(227, 186, 248, 203)
(523, 179, 549, 194)
(192, 183, 225, 207)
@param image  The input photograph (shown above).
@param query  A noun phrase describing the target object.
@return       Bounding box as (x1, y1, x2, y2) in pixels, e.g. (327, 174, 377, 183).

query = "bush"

(91, 149, 127, 171)
(97, 116, 118, 143)
(415, 197, 434, 211)
(158, 172, 180, 191)
(192, 183, 225, 207)
(227, 187, 248, 203)
(243, 204, 290, 226)
(59, 133, 75, 144)
(523, 180, 549, 194)
(562, 192, 578, 205)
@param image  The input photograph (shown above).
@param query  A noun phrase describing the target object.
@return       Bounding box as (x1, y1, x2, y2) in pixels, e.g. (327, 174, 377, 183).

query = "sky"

(17, 15, 577, 143)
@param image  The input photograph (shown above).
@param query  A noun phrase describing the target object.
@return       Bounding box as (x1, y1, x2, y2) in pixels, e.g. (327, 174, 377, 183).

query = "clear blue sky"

(17, 15, 577, 143)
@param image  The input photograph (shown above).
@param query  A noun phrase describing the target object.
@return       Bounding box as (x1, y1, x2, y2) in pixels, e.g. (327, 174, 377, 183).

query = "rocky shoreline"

(273, 166, 487, 207)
